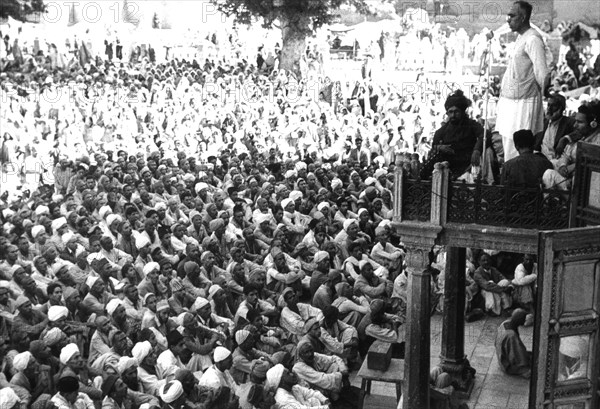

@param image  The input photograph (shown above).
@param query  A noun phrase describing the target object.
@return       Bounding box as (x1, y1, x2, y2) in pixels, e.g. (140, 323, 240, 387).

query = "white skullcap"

(143, 262, 160, 277)
(51, 217, 67, 231)
(35, 206, 49, 216)
(61, 232, 76, 244)
(316, 202, 329, 211)
(364, 177, 377, 186)
(343, 219, 358, 231)
(135, 235, 151, 250)
(0, 388, 20, 409)
(105, 298, 123, 316)
(48, 305, 69, 322)
(86, 276, 100, 289)
(235, 329, 251, 345)
(213, 346, 231, 363)
(289, 190, 303, 201)
(281, 198, 294, 209)
(99, 205, 113, 219)
(31, 225, 46, 239)
(265, 364, 285, 391)
(313, 250, 329, 264)
(59, 343, 80, 364)
(117, 356, 138, 374)
(12, 351, 33, 372)
(132, 341, 152, 363)
(160, 380, 184, 404)
(191, 297, 209, 312)
(106, 214, 121, 227)
(331, 178, 343, 190)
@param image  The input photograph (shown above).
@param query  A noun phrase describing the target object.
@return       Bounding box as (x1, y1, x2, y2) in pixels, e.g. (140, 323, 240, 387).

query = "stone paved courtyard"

(350, 313, 533, 409)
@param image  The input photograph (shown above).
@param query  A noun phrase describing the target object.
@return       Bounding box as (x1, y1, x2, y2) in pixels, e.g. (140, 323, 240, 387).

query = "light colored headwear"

(195, 182, 209, 193)
(143, 293, 155, 305)
(12, 352, 33, 372)
(559, 335, 588, 358)
(99, 205, 112, 219)
(313, 251, 329, 264)
(45, 327, 67, 346)
(51, 217, 67, 231)
(135, 235, 151, 250)
(156, 300, 170, 312)
(35, 206, 50, 216)
(189, 210, 201, 222)
(316, 202, 329, 212)
(105, 299, 123, 316)
(255, 213, 271, 225)
(143, 262, 160, 277)
(106, 214, 121, 227)
(284, 170, 296, 179)
(343, 219, 358, 231)
(48, 306, 69, 322)
(365, 177, 377, 186)
(235, 329, 251, 345)
(281, 198, 293, 209)
(132, 341, 152, 363)
(117, 356, 138, 374)
(208, 284, 222, 299)
(295, 161, 307, 171)
(375, 226, 387, 236)
(59, 343, 80, 364)
(374, 168, 387, 179)
(331, 178, 343, 190)
(160, 381, 184, 404)
(213, 346, 231, 363)
(208, 218, 225, 231)
(358, 208, 369, 217)
(154, 202, 167, 211)
(85, 276, 100, 289)
(61, 232, 76, 244)
(289, 190, 303, 201)
(31, 226, 46, 239)
(265, 364, 285, 391)
(191, 297, 209, 312)
(15, 296, 30, 309)
(0, 387, 20, 409)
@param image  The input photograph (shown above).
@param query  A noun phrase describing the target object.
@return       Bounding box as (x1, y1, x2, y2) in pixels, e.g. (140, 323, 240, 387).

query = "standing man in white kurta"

(496, 1, 549, 162)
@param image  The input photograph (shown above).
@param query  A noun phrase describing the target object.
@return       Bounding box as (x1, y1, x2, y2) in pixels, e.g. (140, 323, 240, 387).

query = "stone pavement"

(350, 313, 534, 409)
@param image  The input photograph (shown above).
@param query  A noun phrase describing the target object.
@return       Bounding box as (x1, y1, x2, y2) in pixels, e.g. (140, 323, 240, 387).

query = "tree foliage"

(0, 0, 46, 20)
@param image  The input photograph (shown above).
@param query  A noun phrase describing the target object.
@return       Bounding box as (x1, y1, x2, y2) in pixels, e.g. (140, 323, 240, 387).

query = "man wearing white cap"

(132, 341, 166, 396)
(81, 275, 116, 317)
(10, 351, 49, 408)
(159, 380, 185, 409)
(266, 363, 329, 408)
(199, 346, 239, 399)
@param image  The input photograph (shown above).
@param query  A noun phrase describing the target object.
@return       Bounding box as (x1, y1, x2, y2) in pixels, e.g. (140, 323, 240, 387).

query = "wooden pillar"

(403, 248, 431, 409)
(438, 247, 475, 396)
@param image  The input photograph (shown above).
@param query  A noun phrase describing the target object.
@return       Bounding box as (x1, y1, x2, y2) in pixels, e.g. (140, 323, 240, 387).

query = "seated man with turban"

(132, 341, 166, 396)
(265, 364, 329, 409)
(426, 90, 484, 179)
(280, 288, 323, 338)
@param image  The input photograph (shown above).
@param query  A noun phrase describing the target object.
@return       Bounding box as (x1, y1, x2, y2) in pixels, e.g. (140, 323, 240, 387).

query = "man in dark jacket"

(502, 130, 553, 188)
(534, 93, 576, 161)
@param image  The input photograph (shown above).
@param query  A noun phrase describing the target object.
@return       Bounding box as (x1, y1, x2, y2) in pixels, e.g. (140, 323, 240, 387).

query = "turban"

(358, 208, 369, 217)
(284, 170, 296, 179)
(61, 232, 76, 244)
(132, 341, 152, 363)
(251, 360, 271, 380)
(248, 268, 266, 282)
(289, 190, 303, 201)
(31, 226, 46, 239)
(117, 356, 138, 374)
(160, 381, 184, 404)
(208, 218, 225, 231)
(86, 276, 100, 289)
(331, 178, 343, 190)
(106, 299, 123, 316)
(370, 299, 385, 315)
(444, 90, 470, 111)
(375, 226, 387, 236)
(208, 284, 222, 299)
(45, 327, 67, 346)
(59, 343, 80, 364)
(213, 346, 231, 363)
(35, 206, 50, 216)
(254, 213, 271, 225)
(135, 235, 151, 250)
(99, 205, 112, 219)
(195, 182, 209, 193)
(313, 251, 329, 264)
(48, 306, 69, 322)
(15, 296, 31, 309)
(143, 262, 160, 277)
(106, 214, 121, 227)
(295, 161, 307, 171)
(302, 317, 320, 335)
(143, 293, 155, 305)
(265, 364, 285, 391)
(0, 388, 20, 409)
(559, 335, 588, 358)
(281, 198, 293, 209)
(156, 300, 170, 312)
(201, 251, 214, 263)
(316, 202, 329, 212)
(12, 352, 33, 372)
(281, 287, 295, 300)
(235, 329, 251, 345)
(191, 297, 209, 312)
(51, 217, 67, 231)
(189, 210, 201, 221)
(364, 177, 377, 186)
(154, 201, 167, 211)
(343, 219, 358, 231)
(374, 168, 387, 179)
(2, 209, 15, 219)
(63, 287, 80, 300)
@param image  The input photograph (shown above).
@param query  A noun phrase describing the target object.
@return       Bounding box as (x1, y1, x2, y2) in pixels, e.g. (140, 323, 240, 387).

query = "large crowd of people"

(0, 2, 599, 409)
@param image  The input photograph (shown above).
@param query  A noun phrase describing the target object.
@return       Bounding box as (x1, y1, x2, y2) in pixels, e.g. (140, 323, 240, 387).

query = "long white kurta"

(496, 28, 548, 161)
